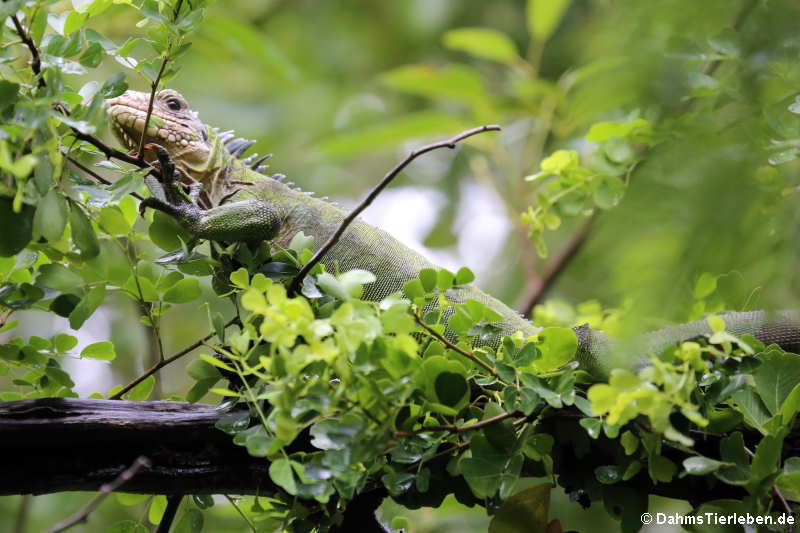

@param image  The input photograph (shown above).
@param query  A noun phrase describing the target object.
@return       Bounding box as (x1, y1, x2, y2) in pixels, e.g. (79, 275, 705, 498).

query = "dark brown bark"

(0, 398, 273, 496)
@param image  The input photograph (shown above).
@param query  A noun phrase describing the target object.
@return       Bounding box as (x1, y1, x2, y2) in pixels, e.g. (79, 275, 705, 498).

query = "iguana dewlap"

(106, 89, 800, 377)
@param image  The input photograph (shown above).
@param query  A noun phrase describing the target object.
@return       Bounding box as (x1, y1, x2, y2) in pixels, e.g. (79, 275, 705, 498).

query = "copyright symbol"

(641, 513, 653, 525)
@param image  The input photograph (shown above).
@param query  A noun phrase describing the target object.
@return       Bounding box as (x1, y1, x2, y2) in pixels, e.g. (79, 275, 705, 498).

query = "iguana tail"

(575, 310, 800, 377)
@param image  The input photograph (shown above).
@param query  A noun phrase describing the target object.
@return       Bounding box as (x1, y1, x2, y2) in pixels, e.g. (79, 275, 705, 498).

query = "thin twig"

(155, 495, 183, 533)
(394, 411, 517, 438)
(774, 485, 794, 522)
(109, 317, 237, 400)
(12, 495, 30, 533)
(137, 0, 185, 159)
(137, 57, 169, 159)
(0, 308, 12, 329)
(287, 125, 501, 295)
(225, 495, 257, 533)
(412, 312, 499, 378)
(46, 456, 152, 533)
(10, 15, 44, 88)
(518, 216, 594, 315)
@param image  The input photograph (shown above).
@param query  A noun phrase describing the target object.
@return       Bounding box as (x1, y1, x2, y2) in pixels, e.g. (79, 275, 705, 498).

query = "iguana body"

(106, 89, 800, 376)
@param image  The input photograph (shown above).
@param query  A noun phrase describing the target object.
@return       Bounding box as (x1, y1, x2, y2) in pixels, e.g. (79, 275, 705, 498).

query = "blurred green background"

(4, 0, 800, 531)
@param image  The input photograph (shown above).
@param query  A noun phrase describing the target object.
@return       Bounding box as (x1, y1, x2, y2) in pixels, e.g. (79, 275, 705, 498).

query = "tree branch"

(9, 15, 44, 88)
(517, 216, 594, 316)
(109, 317, 237, 400)
(287, 125, 501, 295)
(155, 495, 183, 533)
(46, 456, 152, 533)
(0, 398, 272, 496)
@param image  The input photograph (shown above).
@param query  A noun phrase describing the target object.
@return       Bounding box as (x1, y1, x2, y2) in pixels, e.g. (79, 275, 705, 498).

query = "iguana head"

(106, 89, 216, 180)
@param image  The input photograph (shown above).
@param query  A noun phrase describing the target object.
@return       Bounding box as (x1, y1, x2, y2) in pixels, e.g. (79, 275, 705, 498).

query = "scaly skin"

(106, 89, 800, 377)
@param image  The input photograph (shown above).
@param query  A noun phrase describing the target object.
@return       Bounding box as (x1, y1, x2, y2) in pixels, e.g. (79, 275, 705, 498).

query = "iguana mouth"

(106, 89, 207, 155)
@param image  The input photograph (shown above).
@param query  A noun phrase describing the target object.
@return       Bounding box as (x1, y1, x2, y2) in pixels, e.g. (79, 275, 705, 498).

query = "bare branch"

(109, 317, 238, 400)
(288, 125, 501, 295)
(9, 15, 44, 88)
(137, 57, 169, 160)
(46, 456, 152, 533)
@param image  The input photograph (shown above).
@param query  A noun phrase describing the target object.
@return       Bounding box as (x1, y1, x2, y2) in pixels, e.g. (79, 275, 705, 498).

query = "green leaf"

(418, 268, 437, 292)
(752, 349, 800, 415)
(455, 266, 475, 285)
(460, 433, 521, 499)
(126, 375, 155, 401)
(381, 64, 487, 106)
(36, 264, 83, 292)
(527, 327, 577, 373)
(54, 333, 78, 353)
(81, 341, 115, 360)
(595, 465, 622, 484)
(319, 111, 466, 159)
(749, 434, 783, 486)
(579, 418, 602, 439)
(269, 458, 297, 495)
(243, 425, 275, 457)
(437, 269, 455, 290)
(731, 389, 771, 435)
(648, 455, 676, 483)
(34, 189, 68, 242)
(163, 278, 202, 303)
(593, 174, 626, 209)
(149, 495, 167, 525)
(402, 279, 425, 300)
(683, 456, 727, 475)
(173, 509, 204, 533)
(69, 284, 106, 329)
(527, 0, 571, 42)
(69, 203, 100, 258)
(488, 483, 552, 533)
(98, 206, 130, 236)
(338, 269, 376, 298)
(442, 28, 520, 65)
(0, 198, 34, 257)
(116, 493, 149, 506)
(422, 356, 469, 411)
(187, 359, 222, 381)
(694, 272, 718, 299)
(317, 272, 349, 301)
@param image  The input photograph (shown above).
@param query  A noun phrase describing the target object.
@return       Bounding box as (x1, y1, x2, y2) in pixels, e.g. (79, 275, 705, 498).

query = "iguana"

(105, 88, 800, 377)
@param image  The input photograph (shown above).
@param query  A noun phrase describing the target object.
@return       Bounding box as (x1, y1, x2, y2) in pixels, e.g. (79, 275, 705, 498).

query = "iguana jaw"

(106, 89, 214, 176)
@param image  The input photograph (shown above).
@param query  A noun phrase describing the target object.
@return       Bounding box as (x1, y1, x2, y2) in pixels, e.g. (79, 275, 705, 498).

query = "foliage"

(2, 0, 800, 532)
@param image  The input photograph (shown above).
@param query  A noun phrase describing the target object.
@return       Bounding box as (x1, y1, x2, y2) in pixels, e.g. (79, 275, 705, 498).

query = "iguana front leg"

(140, 144, 282, 243)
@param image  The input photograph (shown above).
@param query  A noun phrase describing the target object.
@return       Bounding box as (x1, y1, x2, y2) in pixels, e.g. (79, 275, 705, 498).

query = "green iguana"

(105, 88, 800, 377)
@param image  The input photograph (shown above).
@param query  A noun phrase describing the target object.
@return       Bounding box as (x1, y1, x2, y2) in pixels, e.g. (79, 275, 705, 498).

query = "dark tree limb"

(156, 495, 184, 533)
(0, 398, 273, 496)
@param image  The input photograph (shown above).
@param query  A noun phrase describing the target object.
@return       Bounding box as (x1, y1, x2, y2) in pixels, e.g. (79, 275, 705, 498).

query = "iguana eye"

(166, 98, 182, 111)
